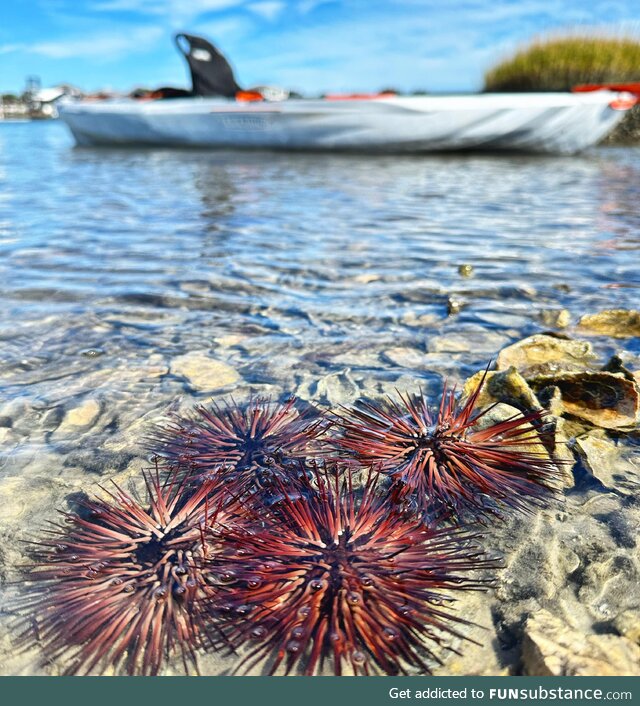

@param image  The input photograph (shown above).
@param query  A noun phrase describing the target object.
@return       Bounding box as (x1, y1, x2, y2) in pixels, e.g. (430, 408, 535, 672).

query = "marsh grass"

(484, 32, 640, 144)
(484, 33, 640, 92)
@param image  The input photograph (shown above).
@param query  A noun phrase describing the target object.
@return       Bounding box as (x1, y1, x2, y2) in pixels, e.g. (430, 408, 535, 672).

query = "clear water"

(1, 120, 639, 674)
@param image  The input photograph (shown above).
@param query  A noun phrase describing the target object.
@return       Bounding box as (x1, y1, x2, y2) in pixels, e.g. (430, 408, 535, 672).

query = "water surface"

(1, 121, 639, 674)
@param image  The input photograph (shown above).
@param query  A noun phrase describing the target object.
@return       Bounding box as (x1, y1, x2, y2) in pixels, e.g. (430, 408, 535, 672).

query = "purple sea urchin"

(333, 376, 562, 521)
(24, 471, 233, 675)
(206, 464, 495, 676)
(150, 397, 324, 489)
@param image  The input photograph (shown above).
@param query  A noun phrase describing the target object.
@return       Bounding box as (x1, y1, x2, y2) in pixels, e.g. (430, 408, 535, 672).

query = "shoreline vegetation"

(484, 33, 640, 145)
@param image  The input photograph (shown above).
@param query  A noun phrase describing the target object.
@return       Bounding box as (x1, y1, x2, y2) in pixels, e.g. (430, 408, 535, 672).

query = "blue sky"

(1, 1, 639, 95)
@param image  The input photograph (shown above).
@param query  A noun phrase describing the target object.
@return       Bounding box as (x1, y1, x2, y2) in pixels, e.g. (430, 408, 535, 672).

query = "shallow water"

(1, 121, 639, 675)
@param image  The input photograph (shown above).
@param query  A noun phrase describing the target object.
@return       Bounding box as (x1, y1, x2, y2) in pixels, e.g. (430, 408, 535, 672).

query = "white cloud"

(90, 0, 247, 20)
(248, 1, 285, 21)
(29, 26, 164, 60)
(0, 44, 24, 55)
(297, 0, 331, 13)
(197, 16, 253, 41)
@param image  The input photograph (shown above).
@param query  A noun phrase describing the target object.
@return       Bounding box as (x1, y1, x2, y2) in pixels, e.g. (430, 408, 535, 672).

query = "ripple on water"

(1, 122, 640, 675)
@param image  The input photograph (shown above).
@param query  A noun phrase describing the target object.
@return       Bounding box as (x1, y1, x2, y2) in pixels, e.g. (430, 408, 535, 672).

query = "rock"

(472, 402, 560, 470)
(428, 334, 469, 354)
(352, 273, 380, 284)
(572, 434, 638, 495)
(462, 367, 541, 412)
(602, 354, 636, 382)
(474, 310, 529, 329)
(171, 352, 239, 391)
(473, 402, 573, 485)
(143, 354, 169, 378)
(381, 347, 425, 368)
(579, 309, 640, 338)
(529, 371, 639, 429)
(614, 611, 640, 645)
(400, 311, 442, 328)
(57, 398, 101, 431)
(428, 330, 509, 355)
(299, 369, 360, 407)
(539, 309, 571, 329)
(330, 351, 382, 368)
(447, 296, 462, 316)
(549, 419, 578, 483)
(496, 334, 596, 377)
(214, 334, 246, 348)
(536, 385, 564, 417)
(522, 609, 640, 675)
(79, 347, 105, 358)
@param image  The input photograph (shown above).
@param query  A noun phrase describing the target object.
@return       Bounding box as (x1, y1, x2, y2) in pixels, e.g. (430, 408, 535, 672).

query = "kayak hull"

(58, 92, 628, 154)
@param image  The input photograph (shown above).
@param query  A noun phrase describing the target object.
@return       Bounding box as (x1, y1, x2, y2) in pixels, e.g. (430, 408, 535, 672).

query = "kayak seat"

(175, 33, 243, 98)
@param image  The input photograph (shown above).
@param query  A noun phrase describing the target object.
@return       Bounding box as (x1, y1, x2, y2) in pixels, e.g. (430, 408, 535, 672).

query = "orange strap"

(573, 83, 640, 110)
(236, 90, 264, 102)
(572, 82, 640, 95)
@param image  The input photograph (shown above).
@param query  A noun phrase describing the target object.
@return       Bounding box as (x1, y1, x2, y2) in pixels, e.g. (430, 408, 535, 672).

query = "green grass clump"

(485, 34, 640, 92)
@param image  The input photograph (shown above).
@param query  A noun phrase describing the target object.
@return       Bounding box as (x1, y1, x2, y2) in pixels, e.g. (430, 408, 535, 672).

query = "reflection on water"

(0, 120, 640, 673)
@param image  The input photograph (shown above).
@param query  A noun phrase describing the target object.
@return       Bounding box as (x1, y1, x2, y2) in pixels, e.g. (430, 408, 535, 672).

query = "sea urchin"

(149, 397, 323, 489)
(333, 376, 562, 521)
(206, 464, 494, 676)
(24, 470, 233, 675)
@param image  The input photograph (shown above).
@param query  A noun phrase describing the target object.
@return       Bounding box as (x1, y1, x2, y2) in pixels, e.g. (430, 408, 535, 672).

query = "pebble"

(214, 334, 246, 348)
(428, 330, 509, 354)
(381, 347, 425, 368)
(171, 352, 239, 391)
(57, 398, 101, 431)
(539, 309, 571, 328)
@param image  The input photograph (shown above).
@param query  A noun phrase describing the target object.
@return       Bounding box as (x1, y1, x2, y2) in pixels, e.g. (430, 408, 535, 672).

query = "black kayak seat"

(175, 33, 243, 98)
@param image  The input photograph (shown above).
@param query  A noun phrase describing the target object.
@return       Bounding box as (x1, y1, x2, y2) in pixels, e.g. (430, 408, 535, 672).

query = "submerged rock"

(472, 402, 572, 488)
(57, 398, 101, 432)
(578, 309, 640, 338)
(614, 611, 640, 645)
(572, 434, 640, 496)
(496, 334, 595, 377)
(529, 371, 639, 430)
(462, 367, 541, 411)
(522, 610, 640, 676)
(381, 347, 426, 368)
(171, 352, 239, 391)
(539, 309, 571, 329)
(299, 369, 360, 407)
(472, 403, 548, 453)
(400, 311, 442, 328)
(446, 296, 463, 316)
(428, 330, 509, 355)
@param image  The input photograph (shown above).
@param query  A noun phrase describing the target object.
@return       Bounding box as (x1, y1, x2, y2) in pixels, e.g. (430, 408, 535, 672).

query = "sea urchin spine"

(333, 374, 562, 521)
(206, 464, 495, 676)
(149, 397, 324, 490)
(24, 470, 234, 675)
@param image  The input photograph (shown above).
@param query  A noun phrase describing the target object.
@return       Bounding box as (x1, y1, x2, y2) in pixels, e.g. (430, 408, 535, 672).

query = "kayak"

(58, 89, 635, 154)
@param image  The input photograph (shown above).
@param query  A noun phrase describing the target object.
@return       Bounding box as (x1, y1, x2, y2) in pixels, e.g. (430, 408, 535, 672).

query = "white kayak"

(58, 90, 634, 154)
